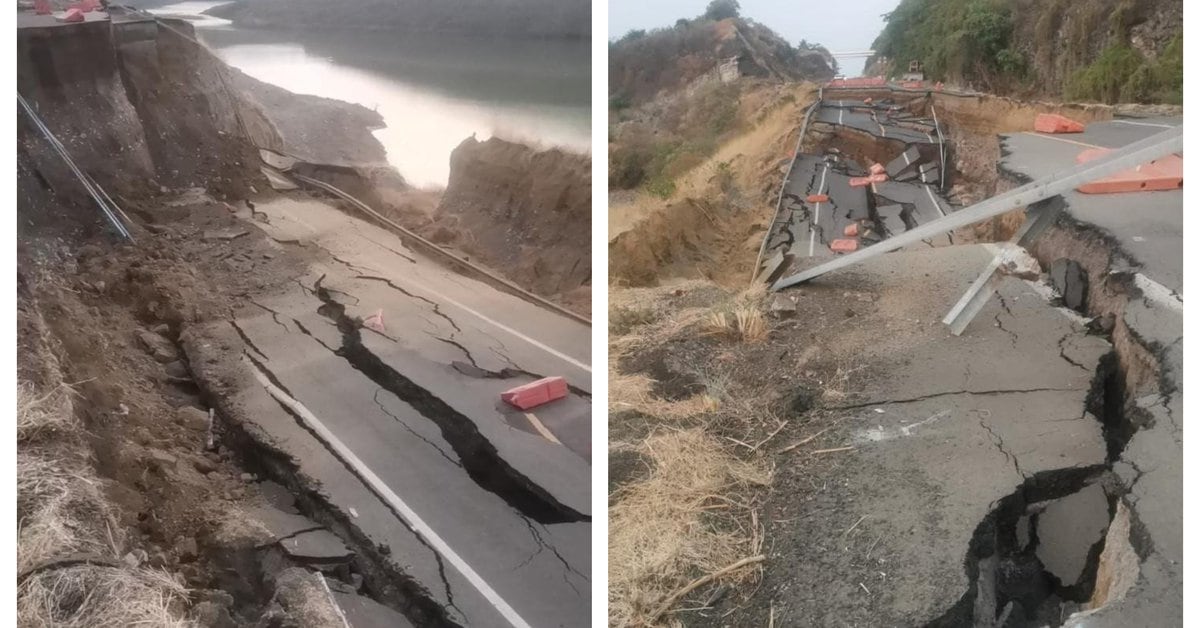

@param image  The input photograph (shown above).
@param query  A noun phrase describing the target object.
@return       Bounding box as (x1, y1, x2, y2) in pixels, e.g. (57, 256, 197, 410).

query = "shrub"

(704, 0, 740, 21)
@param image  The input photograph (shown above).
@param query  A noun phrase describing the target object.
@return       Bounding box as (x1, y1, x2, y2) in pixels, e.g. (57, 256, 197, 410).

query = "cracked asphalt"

(761, 244, 1111, 625)
(209, 196, 591, 627)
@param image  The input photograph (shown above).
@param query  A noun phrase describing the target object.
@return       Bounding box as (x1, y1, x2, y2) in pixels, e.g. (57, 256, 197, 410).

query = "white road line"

(923, 184, 947, 217)
(391, 275, 591, 373)
(809, 165, 830, 257)
(1112, 119, 1175, 129)
(250, 364, 535, 628)
(838, 108, 844, 125)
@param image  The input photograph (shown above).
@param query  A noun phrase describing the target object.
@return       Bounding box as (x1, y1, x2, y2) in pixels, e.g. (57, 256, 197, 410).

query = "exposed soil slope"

(424, 137, 592, 314)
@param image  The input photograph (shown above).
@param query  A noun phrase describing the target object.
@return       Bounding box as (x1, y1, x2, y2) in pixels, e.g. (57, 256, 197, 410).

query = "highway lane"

(220, 196, 591, 627)
(999, 117, 1183, 293)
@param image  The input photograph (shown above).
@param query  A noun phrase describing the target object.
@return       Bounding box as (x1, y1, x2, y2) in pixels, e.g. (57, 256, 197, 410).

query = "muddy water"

(149, 2, 591, 187)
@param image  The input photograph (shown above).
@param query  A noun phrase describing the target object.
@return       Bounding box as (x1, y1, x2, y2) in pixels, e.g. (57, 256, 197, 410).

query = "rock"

(193, 457, 218, 474)
(148, 450, 178, 470)
(164, 360, 189, 379)
(768, 294, 797, 318)
(137, 330, 179, 363)
(191, 601, 237, 628)
(176, 406, 210, 431)
(176, 537, 199, 562)
(1050, 258, 1089, 313)
(151, 323, 170, 335)
(122, 549, 147, 568)
(240, 472, 255, 482)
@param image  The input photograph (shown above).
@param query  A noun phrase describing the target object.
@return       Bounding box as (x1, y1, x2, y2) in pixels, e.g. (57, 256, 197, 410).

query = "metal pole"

(771, 125, 1182, 290)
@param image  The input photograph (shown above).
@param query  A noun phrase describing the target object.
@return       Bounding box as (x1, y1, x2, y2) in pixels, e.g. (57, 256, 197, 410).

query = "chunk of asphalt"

(280, 529, 355, 567)
(1035, 483, 1110, 587)
(332, 590, 416, 628)
(257, 480, 299, 514)
(885, 145, 922, 178)
(249, 505, 322, 541)
(1050, 258, 1089, 313)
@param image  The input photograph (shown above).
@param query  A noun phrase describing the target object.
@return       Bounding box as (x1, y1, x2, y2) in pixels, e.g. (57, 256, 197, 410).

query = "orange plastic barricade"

(34, 0, 51, 14)
(843, 223, 859, 237)
(830, 239, 859, 253)
(1034, 113, 1085, 134)
(868, 173, 888, 183)
(1075, 148, 1182, 194)
(869, 163, 886, 175)
(61, 7, 85, 21)
(806, 194, 829, 203)
(501, 377, 569, 410)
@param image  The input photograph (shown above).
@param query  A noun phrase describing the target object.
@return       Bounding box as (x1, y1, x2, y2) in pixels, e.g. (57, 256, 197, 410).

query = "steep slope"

(610, 15, 834, 108)
(868, 0, 1181, 103)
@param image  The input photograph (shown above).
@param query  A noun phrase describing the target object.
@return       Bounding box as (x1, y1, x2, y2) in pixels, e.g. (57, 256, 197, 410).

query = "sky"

(609, 0, 901, 74)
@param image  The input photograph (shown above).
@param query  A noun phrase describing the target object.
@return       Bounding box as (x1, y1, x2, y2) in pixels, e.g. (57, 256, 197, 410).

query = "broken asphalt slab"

(759, 244, 1112, 626)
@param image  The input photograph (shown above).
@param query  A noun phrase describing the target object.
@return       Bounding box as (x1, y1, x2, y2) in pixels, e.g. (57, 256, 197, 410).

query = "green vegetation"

(704, 0, 740, 21)
(609, 83, 743, 198)
(872, 0, 1022, 85)
(873, 0, 1181, 104)
(1066, 34, 1182, 104)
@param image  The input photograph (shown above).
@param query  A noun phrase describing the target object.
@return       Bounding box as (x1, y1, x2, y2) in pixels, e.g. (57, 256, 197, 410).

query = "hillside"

(609, 12, 834, 108)
(205, 0, 589, 39)
(868, 0, 1182, 104)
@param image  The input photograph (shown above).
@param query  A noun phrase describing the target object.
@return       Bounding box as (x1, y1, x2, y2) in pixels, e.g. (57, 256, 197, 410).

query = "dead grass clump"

(17, 383, 75, 444)
(704, 304, 767, 343)
(18, 565, 190, 628)
(610, 372, 721, 421)
(609, 428, 770, 627)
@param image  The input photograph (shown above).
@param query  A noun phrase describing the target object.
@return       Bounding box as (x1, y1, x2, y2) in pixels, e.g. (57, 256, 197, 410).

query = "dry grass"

(610, 372, 722, 422)
(18, 566, 190, 628)
(609, 428, 770, 627)
(17, 316, 191, 627)
(703, 285, 769, 343)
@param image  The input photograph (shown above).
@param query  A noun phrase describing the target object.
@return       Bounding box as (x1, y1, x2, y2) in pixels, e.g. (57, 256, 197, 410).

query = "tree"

(704, 0, 740, 21)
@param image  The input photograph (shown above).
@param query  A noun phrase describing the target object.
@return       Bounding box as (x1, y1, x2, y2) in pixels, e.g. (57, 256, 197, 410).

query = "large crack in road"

(309, 274, 589, 525)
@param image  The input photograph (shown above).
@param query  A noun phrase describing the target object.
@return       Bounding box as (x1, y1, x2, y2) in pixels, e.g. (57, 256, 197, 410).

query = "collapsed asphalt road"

(189, 196, 591, 627)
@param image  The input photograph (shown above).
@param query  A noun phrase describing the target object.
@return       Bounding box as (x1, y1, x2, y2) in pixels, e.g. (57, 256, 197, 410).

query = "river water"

(149, 2, 591, 187)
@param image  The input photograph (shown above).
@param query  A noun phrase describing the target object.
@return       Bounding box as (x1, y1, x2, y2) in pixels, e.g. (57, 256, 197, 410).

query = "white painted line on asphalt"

(923, 184, 947, 217)
(1112, 119, 1175, 129)
(838, 108, 844, 125)
(250, 363, 534, 628)
(400, 275, 591, 373)
(524, 412, 562, 444)
(1130, 273, 1183, 313)
(809, 164, 830, 257)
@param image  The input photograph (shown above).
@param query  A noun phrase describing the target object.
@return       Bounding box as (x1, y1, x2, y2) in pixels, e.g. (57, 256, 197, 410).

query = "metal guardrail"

(930, 103, 946, 191)
(771, 126, 1183, 290)
(750, 91, 821, 282)
(17, 92, 133, 241)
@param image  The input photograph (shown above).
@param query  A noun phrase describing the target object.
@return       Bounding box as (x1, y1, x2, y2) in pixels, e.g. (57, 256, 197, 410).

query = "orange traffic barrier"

(61, 7, 84, 21)
(830, 239, 859, 253)
(849, 177, 871, 188)
(869, 173, 888, 183)
(502, 376, 568, 410)
(843, 223, 859, 237)
(869, 163, 885, 175)
(1075, 148, 1182, 194)
(1035, 113, 1085, 134)
(806, 194, 829, 203)
(34, 0, 51, 14)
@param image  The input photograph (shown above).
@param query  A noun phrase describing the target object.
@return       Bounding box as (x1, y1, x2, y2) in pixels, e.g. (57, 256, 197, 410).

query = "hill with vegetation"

(867, 0, 1181, 104)
(609, 0, 835, 108)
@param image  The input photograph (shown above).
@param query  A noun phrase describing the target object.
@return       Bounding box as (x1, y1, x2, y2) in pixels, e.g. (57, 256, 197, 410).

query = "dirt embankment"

(15, 15, 444, 626)
(609, 82, 816, 288)
(423, 136, 592, 314)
